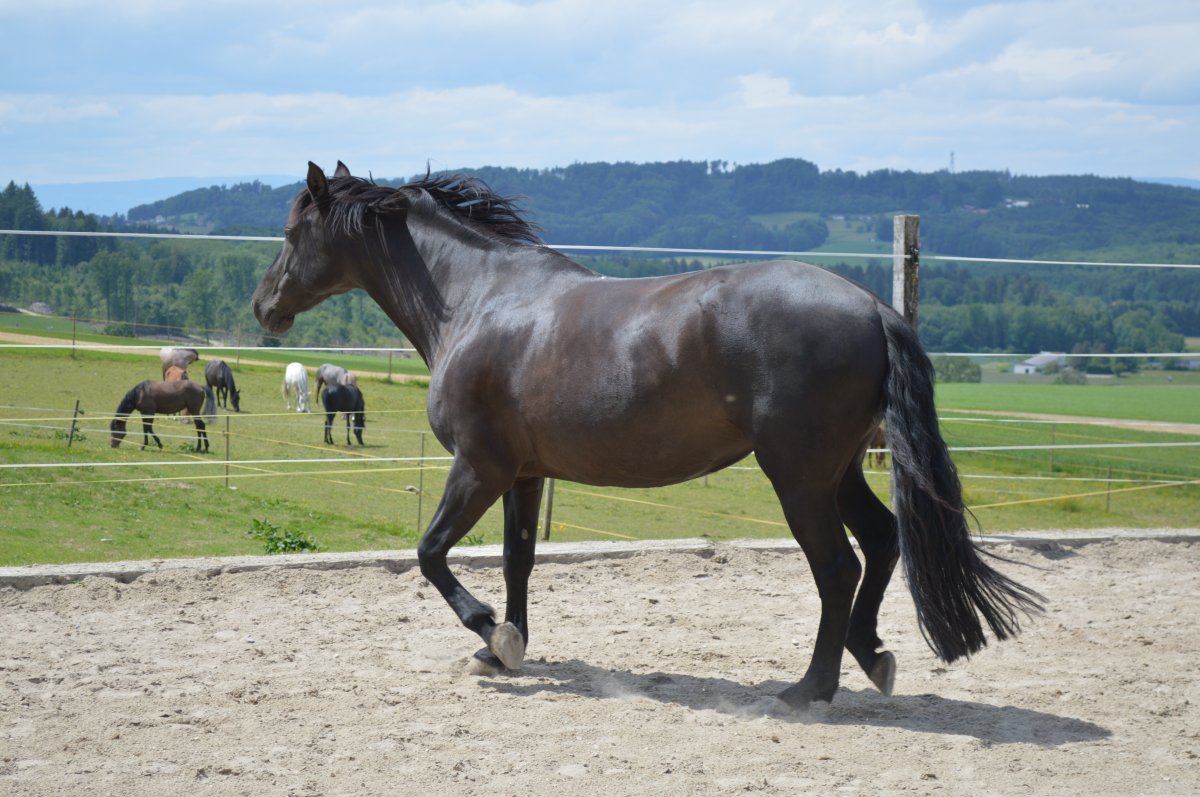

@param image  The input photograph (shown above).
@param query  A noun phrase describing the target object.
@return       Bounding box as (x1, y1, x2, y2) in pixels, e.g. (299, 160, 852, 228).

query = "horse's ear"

(306, 162, 329, 203)
(334, 161, 351, 179)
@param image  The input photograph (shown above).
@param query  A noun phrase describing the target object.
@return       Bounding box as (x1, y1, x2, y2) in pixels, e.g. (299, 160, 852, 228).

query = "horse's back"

(432, 260, 889, 486)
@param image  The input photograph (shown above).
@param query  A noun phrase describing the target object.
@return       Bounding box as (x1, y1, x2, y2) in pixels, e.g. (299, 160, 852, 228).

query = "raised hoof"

(468, 648, 503, 676)
(488, 622, 526, 671)
(868, 651, 896, 696)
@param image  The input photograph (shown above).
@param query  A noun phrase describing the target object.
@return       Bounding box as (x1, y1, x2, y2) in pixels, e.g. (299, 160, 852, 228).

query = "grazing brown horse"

(110, 380, 215, 452)
(251, 162, 1042, 710)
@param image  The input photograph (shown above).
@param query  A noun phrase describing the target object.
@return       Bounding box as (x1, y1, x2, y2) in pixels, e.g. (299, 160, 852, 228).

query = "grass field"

(1, 345, 1197, 566)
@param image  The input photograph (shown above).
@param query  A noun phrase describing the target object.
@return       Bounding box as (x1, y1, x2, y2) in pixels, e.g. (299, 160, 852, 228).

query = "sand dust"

(2, 537, 1198, 796)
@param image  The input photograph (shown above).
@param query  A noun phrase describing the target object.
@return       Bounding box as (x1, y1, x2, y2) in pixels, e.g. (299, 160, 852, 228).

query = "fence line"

(2, 342, 1195, 360)
(3, 228, 1200, 269)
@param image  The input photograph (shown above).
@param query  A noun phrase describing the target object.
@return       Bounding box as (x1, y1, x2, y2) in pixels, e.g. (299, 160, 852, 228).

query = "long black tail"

(202, 385, 217, 423)
(880, 308, 1044, 662)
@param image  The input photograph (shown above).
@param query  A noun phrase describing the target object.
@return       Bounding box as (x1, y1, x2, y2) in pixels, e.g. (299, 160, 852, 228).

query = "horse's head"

(252, 161, 363, 334)
(110, 417, 128, 448)
(352, 410, 366, 446)
(230, 387, 241, 412)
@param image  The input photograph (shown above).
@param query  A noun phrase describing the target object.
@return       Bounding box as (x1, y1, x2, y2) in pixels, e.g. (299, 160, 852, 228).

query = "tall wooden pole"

(892, 215, 920, 328)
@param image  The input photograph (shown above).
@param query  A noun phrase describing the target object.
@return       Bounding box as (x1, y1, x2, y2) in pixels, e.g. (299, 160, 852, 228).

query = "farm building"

(1013, 352, 1068, 374)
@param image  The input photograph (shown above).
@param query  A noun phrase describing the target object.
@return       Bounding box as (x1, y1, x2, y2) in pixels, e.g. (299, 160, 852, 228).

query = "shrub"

(247, 518, 320, 554)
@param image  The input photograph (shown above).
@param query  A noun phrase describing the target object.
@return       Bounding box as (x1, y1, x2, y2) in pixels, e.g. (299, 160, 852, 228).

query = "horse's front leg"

(472, 477, 544, 673)
(417, 458, 517, 667)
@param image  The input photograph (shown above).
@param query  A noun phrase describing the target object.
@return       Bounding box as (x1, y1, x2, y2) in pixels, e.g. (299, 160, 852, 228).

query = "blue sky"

(3, 0, 1199, 196)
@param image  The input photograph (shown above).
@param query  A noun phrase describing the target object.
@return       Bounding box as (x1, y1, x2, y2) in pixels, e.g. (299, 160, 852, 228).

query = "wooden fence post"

(542, 478, 556, 541)
(892, 215, 920, 328)
(67, 400, 82, 447)
(416, 432, 426, 532)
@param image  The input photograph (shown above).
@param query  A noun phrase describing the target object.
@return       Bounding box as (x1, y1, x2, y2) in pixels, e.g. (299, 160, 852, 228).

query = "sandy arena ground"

(2, 535, 1198, 796)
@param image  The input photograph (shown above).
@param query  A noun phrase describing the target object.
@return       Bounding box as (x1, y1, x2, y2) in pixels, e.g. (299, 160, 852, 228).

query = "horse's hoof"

(868, 651, 896, 696)
(489, 622, 525, 671)
(468, 649, 503, 676)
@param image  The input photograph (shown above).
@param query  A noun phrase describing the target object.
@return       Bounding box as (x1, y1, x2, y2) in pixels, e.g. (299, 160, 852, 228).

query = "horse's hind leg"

(758, 452, 861, 709)
(472, 477, 544, 673)
(142, 417, 161, 449)
(195, 419, 209, 453)
(838, 465, 899, 696)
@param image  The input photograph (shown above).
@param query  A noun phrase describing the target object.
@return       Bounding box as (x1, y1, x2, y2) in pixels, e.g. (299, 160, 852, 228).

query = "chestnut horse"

(251, 162, 1042, 710)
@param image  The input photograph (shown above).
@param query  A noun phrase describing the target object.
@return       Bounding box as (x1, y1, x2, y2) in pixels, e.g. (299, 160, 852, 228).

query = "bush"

(1055, 368, 1089, 385)
(247, 518, 320, 554)
(932, 355, 982, 383)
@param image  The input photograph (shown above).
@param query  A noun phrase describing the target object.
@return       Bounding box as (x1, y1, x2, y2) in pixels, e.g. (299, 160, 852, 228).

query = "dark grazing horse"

(251, 162, 1043, 710)
(321, 382, 365, 445)
(110, 380, 215, 452)
(205, 359, 241, 411)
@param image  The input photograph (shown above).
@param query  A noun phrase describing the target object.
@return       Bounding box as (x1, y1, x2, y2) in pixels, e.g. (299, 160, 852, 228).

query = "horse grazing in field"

(283, 362, 310, 412)
(251, 161, 1043, 710)
(160, 347, 199, 378)
(110, 380, 215, 452)
(321, 383, 365, 445)
(314, 363, 348, 403)
(205, 359, 241, 411)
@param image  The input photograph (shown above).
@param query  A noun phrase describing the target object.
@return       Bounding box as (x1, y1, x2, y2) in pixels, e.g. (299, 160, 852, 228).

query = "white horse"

(283, 362, 310, 412)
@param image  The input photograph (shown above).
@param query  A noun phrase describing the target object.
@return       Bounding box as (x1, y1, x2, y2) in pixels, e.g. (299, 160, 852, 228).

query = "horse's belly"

(530, 413, 751, 487)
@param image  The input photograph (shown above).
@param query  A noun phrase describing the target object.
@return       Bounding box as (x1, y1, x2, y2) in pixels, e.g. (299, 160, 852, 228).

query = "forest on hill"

(2, 159, 1198, 361)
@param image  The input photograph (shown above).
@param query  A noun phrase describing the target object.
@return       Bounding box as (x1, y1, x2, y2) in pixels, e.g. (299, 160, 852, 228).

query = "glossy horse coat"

(110, 379, 215, 452)
(252, 162, 1042, 709)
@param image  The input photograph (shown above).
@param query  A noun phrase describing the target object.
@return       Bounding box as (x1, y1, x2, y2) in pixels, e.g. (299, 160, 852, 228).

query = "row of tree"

(2, 158, 1199, 353)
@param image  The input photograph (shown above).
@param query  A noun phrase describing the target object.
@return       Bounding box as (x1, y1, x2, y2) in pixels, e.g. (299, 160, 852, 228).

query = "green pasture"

(0, 313, 430, 379)
(0, 347, 1197, 567)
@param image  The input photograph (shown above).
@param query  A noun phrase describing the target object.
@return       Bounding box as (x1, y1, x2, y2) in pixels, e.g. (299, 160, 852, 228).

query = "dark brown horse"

(110, 380, 215, 452)
(251, 162, 1042, 710)
(205, 359, 241, 412)
(321, 382, 365, 445)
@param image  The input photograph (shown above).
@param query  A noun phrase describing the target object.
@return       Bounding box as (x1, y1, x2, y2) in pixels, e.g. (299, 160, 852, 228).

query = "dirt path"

(2, 536, 1197, 796)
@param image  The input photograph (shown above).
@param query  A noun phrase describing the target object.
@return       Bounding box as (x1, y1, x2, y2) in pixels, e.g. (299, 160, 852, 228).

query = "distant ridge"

(28, 175, 296, 217)
(1141, 177, 1200, 191)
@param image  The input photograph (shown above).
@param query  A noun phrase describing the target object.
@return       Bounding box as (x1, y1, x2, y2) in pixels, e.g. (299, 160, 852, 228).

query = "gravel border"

(2, 529, 1197, 591)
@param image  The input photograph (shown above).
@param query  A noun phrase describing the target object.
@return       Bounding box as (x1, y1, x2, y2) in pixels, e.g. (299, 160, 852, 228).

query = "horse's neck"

(362, 217, 588, 370)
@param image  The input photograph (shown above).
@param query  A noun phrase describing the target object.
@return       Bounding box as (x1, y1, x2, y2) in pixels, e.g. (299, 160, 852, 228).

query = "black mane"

(325, 172, 542, 246)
